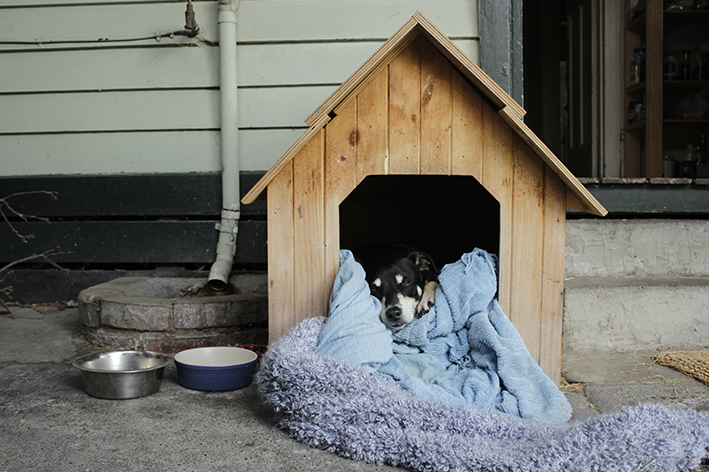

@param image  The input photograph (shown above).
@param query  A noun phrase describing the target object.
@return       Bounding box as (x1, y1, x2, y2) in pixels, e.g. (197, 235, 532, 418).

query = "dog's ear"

(410, 252, 437, 274)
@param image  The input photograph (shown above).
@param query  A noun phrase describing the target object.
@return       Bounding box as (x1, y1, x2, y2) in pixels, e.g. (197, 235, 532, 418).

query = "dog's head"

(364, 248, 438, 330)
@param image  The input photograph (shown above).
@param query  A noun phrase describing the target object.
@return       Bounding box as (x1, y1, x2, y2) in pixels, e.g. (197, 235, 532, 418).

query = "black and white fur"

(364, 246, 439, 330)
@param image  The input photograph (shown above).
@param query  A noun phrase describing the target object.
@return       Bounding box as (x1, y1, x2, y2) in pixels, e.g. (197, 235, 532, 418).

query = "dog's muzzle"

(385, 306, 403, 323)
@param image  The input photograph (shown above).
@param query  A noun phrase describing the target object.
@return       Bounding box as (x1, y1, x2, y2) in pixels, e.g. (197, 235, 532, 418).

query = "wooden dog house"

(242, 12, 606, 383)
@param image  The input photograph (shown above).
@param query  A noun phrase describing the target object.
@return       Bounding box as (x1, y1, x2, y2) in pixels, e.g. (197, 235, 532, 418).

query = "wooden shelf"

(624, 0, 709, 177)
(664, 9, 709, 19)
(663, 80, 709, 89)
(626, 81, 647, 94)
(626, 120, 646, 131)
(663, 119, 709, 124)
(627, 11, 646, 32)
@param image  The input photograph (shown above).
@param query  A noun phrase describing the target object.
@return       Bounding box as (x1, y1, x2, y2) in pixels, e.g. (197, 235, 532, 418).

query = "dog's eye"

(400, 278, 410, 287)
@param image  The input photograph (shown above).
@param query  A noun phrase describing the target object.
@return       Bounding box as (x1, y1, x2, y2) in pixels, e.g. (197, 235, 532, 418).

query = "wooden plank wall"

(0, 172, 266, 265)
(267, 35, 567, 381)
(0, 172, 268, 304)
(0, 0, 479, 177)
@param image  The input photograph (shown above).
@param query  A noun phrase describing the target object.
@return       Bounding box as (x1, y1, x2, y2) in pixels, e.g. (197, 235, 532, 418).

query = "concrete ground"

(2, 306, 709, 472)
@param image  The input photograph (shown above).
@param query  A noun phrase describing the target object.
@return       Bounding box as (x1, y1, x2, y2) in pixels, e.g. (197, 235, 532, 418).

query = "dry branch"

(0, 191, 58, 243)
(1, 191, 65, 315)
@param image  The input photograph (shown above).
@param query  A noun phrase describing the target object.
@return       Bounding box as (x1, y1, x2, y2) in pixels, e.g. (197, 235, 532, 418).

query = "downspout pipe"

(208, 0, 239, 291)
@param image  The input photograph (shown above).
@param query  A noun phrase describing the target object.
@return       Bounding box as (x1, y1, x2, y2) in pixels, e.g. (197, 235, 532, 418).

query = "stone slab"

(562, 350, 709, 415)
(563, 277, 709, 351)
(566, 219, 709, 278)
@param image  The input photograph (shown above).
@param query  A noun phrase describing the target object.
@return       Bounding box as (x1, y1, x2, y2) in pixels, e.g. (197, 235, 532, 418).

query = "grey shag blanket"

(256, 317, 709, 471)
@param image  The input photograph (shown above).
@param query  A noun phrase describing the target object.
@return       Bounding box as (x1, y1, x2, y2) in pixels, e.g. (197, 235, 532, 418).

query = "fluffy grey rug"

(256, 317, 709, 472)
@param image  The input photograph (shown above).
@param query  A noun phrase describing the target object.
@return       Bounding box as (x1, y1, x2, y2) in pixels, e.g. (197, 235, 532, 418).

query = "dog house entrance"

(339, 175, 500, 268)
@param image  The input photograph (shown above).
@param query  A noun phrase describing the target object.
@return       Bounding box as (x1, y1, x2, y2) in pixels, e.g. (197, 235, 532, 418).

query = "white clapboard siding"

(0, 47, 220, 93)
(0, 128, 303, 175)
(0, 0, 479, 176)
(0, 86, 336, 133)
(1, 39, 478, 93)
(236, 0, 479, 42)
(0, 3, 218, 50)
(1, 0, 189, 6)
(1, 0, 477, 48)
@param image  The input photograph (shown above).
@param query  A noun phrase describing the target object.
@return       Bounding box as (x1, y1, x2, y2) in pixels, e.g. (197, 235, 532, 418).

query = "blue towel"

(316, 249, 572, 423)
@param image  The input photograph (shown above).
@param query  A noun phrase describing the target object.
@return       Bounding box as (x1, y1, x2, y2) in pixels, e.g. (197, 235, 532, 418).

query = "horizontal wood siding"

(0, 220, 264, 264)
(0, 88, 338, 133)
(0, 172, 267, 266)
(0, 0, 479, 177)
(0, 130, 301, 176)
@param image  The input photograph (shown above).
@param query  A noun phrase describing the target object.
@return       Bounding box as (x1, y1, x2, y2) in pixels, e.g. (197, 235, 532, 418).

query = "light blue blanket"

(316, 249, 572, 423)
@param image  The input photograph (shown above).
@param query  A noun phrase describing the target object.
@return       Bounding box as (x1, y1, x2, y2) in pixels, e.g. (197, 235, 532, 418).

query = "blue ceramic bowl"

(174, 347, 258, 391)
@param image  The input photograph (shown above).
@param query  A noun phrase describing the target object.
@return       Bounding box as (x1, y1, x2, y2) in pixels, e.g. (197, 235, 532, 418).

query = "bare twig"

(0, 248, 69, 274)
(0, 191, 58, 243)
(1, 192, 65, 315)
(0, 288, 14, 318)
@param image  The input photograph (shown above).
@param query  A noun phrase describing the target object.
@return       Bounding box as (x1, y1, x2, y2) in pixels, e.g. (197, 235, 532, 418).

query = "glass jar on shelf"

(631, 48, 646, 85)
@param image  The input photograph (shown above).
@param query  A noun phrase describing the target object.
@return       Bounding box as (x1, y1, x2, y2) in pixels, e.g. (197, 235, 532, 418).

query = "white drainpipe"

(208, 0, 239, 291)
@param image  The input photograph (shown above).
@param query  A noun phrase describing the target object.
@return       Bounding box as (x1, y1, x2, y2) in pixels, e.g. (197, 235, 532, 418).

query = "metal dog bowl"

(72, 350, 170, 399)
(174, 346, 258, 391)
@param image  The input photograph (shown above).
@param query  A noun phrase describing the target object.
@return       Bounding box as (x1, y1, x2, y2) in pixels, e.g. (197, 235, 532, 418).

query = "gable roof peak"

(241, 12, 606, 217)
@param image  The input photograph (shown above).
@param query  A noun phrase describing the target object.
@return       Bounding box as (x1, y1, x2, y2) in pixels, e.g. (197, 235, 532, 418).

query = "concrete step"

(566, 219, 709, 278)
(563, 276, 709, 352)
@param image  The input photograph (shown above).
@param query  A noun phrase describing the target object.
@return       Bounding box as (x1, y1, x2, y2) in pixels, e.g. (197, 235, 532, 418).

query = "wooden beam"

(267, 161, 295, 343)
(0, 221, 266, 265)
(1, 172, 266, 217)
(388, 35, 422, 174)
(420, 38, 453, 175)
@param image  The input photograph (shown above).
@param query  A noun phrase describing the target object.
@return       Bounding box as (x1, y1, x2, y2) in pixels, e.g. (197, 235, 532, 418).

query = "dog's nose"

(386, 306, 402, 321)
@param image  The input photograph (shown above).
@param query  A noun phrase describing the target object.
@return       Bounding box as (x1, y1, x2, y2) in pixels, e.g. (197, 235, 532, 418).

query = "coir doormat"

(655, 349, 709, 386)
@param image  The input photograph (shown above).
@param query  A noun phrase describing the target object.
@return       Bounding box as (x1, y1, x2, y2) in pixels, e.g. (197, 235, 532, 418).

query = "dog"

(363, 246, 439, 330)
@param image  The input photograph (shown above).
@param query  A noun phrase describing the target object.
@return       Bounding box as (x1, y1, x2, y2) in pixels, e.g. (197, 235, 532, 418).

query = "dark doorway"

(524, 0, 594, 177)
(339, 175, 500, 268)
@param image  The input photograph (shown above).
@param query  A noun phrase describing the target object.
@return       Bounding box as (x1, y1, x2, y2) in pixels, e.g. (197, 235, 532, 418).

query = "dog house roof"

(242, 11, 606, 217)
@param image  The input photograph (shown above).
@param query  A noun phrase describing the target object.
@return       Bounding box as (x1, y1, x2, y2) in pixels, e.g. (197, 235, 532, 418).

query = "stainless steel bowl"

(72, 350, 170, 399)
